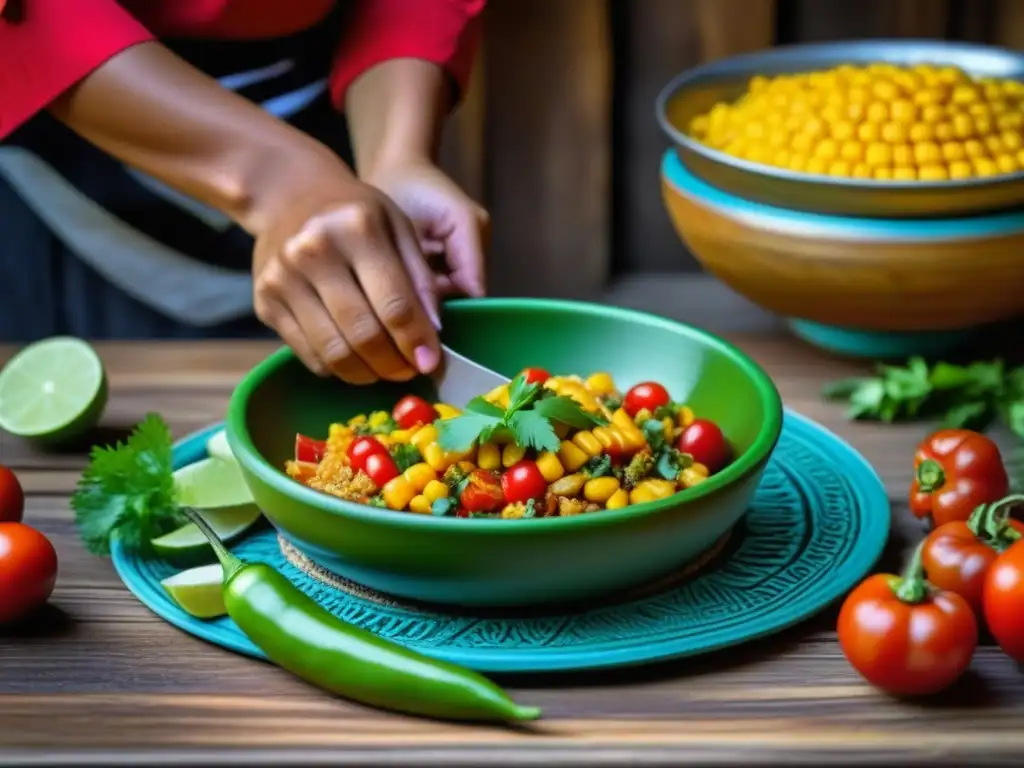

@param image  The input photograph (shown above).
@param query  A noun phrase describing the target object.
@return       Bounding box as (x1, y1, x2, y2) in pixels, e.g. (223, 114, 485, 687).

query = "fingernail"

(415, 345, 440, 373)
(427, 303, 443, 330)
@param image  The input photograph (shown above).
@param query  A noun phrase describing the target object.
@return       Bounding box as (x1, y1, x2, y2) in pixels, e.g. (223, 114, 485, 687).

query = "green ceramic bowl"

(225, 298, 783, 607)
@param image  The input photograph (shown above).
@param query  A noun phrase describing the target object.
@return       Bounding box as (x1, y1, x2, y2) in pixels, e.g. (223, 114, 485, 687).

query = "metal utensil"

(431, 345, 510, 408)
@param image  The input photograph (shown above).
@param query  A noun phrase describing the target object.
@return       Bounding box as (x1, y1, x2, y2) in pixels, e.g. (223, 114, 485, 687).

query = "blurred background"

(437, 0, 1024, 329)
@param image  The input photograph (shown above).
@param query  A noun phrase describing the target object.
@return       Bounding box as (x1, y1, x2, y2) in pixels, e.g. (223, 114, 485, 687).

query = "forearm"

(345, 59, 453, 180)
(48, 42, 350, 235)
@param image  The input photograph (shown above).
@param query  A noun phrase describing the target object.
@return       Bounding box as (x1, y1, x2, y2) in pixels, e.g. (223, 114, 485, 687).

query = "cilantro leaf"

(464, 396, 504, 418)
(655, 447, 692, 481)
(641, 418, 667, 452)
(390, 443, 423, 472)
(431, 497, 459, 517)
(582, 454, 613, 478)
(435, 412, 503, 452)
(506, 374, 541, 414)
(532, 395, 608, 428)
(507, 410, 560, 452)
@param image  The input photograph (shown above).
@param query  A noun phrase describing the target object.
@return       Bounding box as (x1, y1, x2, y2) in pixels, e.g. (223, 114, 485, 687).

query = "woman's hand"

(366, 160, 489, 301)
(250, 153, 443, 385)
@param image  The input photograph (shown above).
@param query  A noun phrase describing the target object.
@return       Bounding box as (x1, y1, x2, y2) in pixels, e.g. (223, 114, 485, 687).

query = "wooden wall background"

(437, 0, 1024, 299)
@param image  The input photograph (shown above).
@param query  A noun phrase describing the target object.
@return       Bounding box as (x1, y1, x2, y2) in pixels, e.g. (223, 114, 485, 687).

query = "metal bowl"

(656, 39, 1024, 218)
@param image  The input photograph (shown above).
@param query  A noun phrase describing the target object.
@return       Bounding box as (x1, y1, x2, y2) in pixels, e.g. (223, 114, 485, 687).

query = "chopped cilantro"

(389, 443, 423, 472)
(431, 497, 459, 517)
(582, 453, 613, 478)
(641, 418, 667, 452)
(532, 396, 608, 429)
(655, 447, 691, 481)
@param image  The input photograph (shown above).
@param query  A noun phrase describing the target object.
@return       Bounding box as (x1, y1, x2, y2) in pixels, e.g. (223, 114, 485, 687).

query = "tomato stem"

(915, 459, 945, 494)
(893, 542, 930, 604)
(968, 493, 1024, 550)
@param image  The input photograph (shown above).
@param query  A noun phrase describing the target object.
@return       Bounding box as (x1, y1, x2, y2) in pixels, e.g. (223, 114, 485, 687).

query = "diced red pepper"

(295, 434, 327, 463)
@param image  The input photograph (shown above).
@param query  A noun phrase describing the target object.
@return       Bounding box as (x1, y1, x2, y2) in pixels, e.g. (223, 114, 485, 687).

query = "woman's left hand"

(366, 161, 489, 308)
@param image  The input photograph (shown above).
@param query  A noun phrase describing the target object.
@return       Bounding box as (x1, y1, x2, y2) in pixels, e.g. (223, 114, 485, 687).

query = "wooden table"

(3, 336, 1024, 766)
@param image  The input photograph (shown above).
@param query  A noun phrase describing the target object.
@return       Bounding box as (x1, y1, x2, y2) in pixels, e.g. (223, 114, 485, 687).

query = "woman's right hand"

(250, 155, 443, 385)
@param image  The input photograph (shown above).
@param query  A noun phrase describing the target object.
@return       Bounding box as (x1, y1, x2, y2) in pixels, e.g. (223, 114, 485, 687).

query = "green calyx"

(892, 542, 930, 605)
(915, 459, 945, 494)
(967, 493, 1024, 551)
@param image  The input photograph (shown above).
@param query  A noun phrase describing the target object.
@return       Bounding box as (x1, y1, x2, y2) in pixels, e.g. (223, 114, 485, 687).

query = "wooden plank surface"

(3, 282, 1024, 765)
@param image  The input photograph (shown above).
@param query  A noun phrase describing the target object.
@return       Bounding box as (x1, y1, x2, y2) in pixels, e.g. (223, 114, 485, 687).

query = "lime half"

(0, 337, 107, 443)
(205, 429, 235, 464)
(161, 564, 227, 619)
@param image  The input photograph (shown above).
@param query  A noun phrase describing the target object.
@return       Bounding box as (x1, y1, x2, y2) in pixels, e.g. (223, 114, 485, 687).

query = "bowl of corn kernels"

(657, 39, 1024, 217)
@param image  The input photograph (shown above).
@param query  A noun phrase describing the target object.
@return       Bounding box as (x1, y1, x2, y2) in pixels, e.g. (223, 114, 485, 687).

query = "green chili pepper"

(182, 508, 541, 723)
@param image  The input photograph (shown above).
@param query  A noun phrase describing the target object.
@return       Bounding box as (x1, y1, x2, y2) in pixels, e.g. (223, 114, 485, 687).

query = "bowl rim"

(655, 38, 1024, 192)
(225, 298, 784, 533)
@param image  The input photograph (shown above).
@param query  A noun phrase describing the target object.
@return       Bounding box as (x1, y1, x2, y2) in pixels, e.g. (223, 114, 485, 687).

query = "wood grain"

(3, 290, 1024, 764)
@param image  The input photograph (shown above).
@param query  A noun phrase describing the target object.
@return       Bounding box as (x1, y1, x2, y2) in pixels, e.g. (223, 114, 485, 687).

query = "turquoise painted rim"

(788, 320, 977, 359)
(224, 298, 784, 534)
(662, 149, 1024, 241)
(111, 411, 891, 673)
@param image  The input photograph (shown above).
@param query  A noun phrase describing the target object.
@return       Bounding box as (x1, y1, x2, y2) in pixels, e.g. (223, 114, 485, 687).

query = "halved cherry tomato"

(501, 460, 547, 504)
(984, 536, 1024, 661)
(922, 495, 1024, 612)
(294, 434, 327, 464)
(460, 470, 505, 513)
(520, 367, 551, 385)
(837, 546, 977, 697)
(678, 419, 730, 474)
(0, 522, 58, 624)
(392, 395, 437, 430)
(623, 381, 670, 417)
(0, 466, 24, 523)
(363, 452, 400, 487)
(346, 436, 389, 472)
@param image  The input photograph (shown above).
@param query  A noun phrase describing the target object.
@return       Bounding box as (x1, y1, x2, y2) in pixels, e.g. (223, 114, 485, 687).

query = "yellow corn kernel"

(410, 424, 438, 451)
(347, 414, 367, 428)
(606, 488, 630, 510)
(553, 421, 571, 439)
(662, 417, 675, 437)
(382, 476, 417, 510)
(585, 372, 616, 395)
(679, 467, 710, 489)
(328, 422, 350, 441)
(592, 426, 625, 457)
(634, 407, 653, 425)
(677, 406, 695, 428)
(423, 479, 449, 503)
(612, 408, 636, 432)
(616, 423, 647, 452)
(691, 462, 710, 477)
(422, 442, 450, 472)
(629, 486, 658, 504)
(433, 403, 461, 420)
(633, 479, 677, 500)
(572, 430, 603, 457)
(501, 503, 527, 519)
(408, 495, 432, 514)
(550, 473, 586, 496)
(477, 442, 501, 470)
(374, 434, 391, 448)
(368, 410, 392, 428)
(543, 378, 563, 394)
(536, 451, 565, 482)
(502, 443, 526, 468)
(389, 428, 415, 444)
(402, 462, 437, 492)
(558, 440, 589, 471)
(584, 476, 621, 503)
(484, 384, 510, 409)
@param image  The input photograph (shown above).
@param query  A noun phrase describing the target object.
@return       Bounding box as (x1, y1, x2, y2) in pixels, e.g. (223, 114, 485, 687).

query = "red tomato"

(346, 436, 389, 472)
(363, 452, 400, 487)
(983, 538, 1024, 661)
(0, 523, 58, 624)
(392, 395, 437, 430)
(623, 382, 671, 417)
(294, 434, 327, 464)
(837, 551, 977, 697)
(501, 460, 547, 504)
(520, 367, 551, 385)
(460, 470, 505, 513)
(678, 419, 731, 474)
(0, 466, 24, 523)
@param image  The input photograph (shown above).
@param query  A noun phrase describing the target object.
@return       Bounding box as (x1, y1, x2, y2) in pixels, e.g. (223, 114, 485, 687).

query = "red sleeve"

(0, 0, 154, 139)
(329, 0, 485, 111)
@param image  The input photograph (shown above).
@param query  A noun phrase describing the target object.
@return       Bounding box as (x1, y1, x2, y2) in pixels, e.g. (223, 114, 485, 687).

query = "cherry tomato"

(392, 395, 437, 430)
(678, 419, 731, 474)
(623, 381, 671, 417)
(363, 452, 400, 487)
(294, 434, 327, 464)
(0, 523, 58, 624)
(520, 367, 551, 385)
(460, 470, 505, 513)
(837, 548, 977, 697)
(346, 436, 389, 472)
(983, 538, 1024, 661)
(501, 460, 547, 504)
(921, 495, 1024, 612)
(0, 466, 24, 523)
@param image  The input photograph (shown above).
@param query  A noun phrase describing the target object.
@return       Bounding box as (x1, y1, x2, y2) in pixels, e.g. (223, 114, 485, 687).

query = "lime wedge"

(0, 336, 107, 444)
(151, 504, 262, 565)
(173, 457, 253, 509)
(161, 564, 227, 619)
(205, 429, 235, 464)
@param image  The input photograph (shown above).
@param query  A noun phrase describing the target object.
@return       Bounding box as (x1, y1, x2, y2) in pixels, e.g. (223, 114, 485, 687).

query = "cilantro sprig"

(435, 374, 608, 453)
(71, 412, 182, 556)
(823, 356, 1024, 437)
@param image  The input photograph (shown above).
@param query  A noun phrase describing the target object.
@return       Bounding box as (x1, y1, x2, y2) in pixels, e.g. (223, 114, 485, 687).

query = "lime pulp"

(161, 563, 227, 619)
(205, 429, 235, 464)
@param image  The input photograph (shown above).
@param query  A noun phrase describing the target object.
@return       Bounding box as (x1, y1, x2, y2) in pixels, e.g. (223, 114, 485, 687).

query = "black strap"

(1, 0, 25, 24)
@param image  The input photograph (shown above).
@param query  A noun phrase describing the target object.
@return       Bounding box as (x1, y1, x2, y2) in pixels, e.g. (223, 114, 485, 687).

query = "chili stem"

(181, 507, 246, 579)
(894, 542, 929, 604)
(915, 459, 945, 494)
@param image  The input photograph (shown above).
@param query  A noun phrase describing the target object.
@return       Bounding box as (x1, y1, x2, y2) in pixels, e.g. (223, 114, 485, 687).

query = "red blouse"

(0, 0, 484, 138)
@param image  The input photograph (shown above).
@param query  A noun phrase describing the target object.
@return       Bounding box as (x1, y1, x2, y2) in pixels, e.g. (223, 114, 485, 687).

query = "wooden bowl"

(656, 39, 1024, 218)
(661, 150, 1024, 357)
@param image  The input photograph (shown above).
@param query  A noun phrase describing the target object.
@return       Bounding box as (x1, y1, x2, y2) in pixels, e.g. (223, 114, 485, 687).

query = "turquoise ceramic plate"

(112, 409, 889, 674)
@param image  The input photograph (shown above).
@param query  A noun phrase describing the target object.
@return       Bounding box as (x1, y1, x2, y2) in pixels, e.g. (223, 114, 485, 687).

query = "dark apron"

(0, 3, 354, 342)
